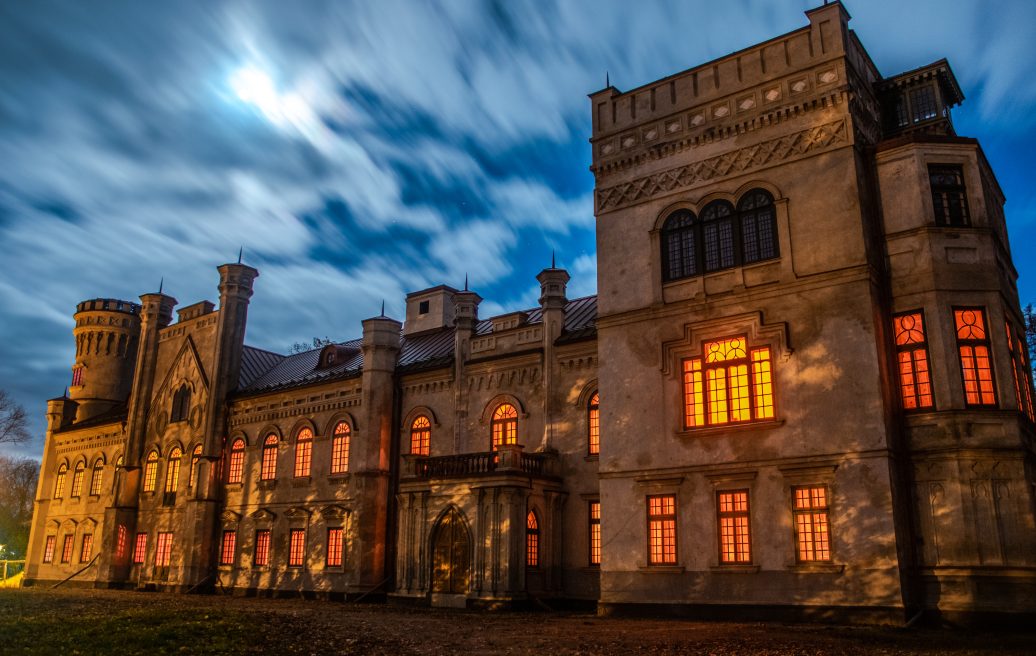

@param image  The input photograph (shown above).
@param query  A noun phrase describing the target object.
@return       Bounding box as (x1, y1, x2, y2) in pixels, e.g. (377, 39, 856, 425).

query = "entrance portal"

(431, 508, 470, 595)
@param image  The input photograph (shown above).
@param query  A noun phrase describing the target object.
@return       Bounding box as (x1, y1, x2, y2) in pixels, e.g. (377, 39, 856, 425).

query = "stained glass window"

(955, 308, 997, 406)
(491, 403, 518, 449)
(331, 422, 350, 474)
(718, 491, 751, 564)
(410, 416, 431, 456)
(294, 428, 313, 478)
(893, 312, 934, 409)
(647, 495, 677, 565)
(793, 486, 831, 562)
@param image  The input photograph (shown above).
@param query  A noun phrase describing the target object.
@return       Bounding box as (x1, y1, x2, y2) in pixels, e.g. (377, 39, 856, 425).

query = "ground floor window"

(254, 530, 271, 567)
(647, 495, 677, 565)
(43, 536, 56, 563)
(132, 533, 147, 564)
(155, 532, 173, 567)
(220, 530, 237, 566)
(79, 534, 93, 563)
(589, 501, 601, 566)
(60, 535, 74, 564)
(526, 511, 540, 568)
(326, 528, 344, 568)
(288, 529, 306, 567)
(718, 491, 751, 564)
(793, 486, 831, 562)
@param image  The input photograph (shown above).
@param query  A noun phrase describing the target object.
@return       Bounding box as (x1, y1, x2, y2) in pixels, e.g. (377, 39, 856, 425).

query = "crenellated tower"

(69, 298, 142, 423)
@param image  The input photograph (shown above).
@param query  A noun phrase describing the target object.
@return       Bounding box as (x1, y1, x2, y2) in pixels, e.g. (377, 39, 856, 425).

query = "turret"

(69, 298, 141, 422)
(537, 263, 570, 449)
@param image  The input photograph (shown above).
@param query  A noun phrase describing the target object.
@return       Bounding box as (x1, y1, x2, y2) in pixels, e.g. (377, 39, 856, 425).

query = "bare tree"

(0, 456, 38, 559)
(0, 389, 31, 445)
(289, 336, 335, 354)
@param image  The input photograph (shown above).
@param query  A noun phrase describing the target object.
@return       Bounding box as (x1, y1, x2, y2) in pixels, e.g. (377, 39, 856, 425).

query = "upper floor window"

(89, 458, 104, 496)
(893, 312, 934, 410)
(1006, 322, 1036, 422)
(261, 435, 278, 480)
(682, 336, 775, 428)
(143, 450, 159, 492)
(661, 189, 779, 283)
(491, 403, 518, 449)
(955, 308, 997, 407)
(331, 422, 350, 474)
(165, 447, 182, 493)
(70, 461, 85, 498)
(71, 366, 83, 387)
(171, 384, 191, 423)
(929, 165, 969, 227)
(189, 444, 203, 488)
(587, 392, 600, 456)
(294, 428, 313, 478)
(526, 510, 540, 568)
(227, 438, 245, 484)
(909, 85, 938, 123)
(53, 463, 67, 499)
(410, 416, 431, 456)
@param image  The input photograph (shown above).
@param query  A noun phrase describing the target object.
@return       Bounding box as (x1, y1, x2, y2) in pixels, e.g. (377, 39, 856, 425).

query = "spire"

(551, 249, 556, 269)
(464, 273, 469, 291)
(606, 71, 610, 88)
(380, 299, 385, 317)
(158, 277, 164, 294)
(63, 387, 68, 399)
(237, 246, 243, 264)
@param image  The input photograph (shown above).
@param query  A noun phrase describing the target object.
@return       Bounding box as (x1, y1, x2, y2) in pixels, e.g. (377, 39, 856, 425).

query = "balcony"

(403, 444, 559, 481)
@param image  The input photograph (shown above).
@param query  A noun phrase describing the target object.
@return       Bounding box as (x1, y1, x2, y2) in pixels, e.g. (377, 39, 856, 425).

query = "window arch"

(661, 210, 698, 281)
(587, 392, 600, 455)
(89, 458, 104, 496)
(54, 463, 68, 498)
(526, 510, 540, 568)
(171, 384, 191, 423)
(143, 450, 159, 492)
(491, 403, 518, 449)
(294, 427, 313, 478)
(738, 189, 778, 264)
(227, 439, 245, 484)
(165, 447, 182, 493)
(331, 422, 350, 474)
(261, 434, 278, 480)
(410, 416, 431, 456)
(70, 461, 86, 498)
(701, 200, 736, 272)
(189, 444, 203, 488)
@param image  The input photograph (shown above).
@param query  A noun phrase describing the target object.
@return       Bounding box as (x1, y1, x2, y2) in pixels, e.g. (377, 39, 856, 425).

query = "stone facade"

(24, 2, 1036, 622)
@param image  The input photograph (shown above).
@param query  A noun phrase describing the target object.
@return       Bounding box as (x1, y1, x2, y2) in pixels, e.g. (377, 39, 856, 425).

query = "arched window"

(165, 447, 182, 493)
(113, 455, 124, 494)
(54, 463, 68, 498)
(738, 189, 778, 264)
(491, 403, 518, 450)
(189, 444, 203, 488)
(171, 384, 191, 423)
(410, 416, 431, 456)
(331, 422, 350, 474)
(143, 450, 159, 492)
(227, 439, 245, 483)
(89, 458, 104, 496)
(70, 461, 86, 498)
(261, 435, 278, 480)
(701, 200, 736, 272)
(526, 510, 540, 568)
(587, 392, 600, 456)
(661, 210, 698, 282)
(294, 428, 313, 478)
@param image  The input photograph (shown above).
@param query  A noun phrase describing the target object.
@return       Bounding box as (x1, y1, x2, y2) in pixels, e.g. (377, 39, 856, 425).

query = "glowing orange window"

(331, 422, 350, 474)
(294, 428, 313, 478)
(165, 447, 182, 493)
(189, 444, 202, 488)
(60, 534, 74, 564)
(288, 529, 306, 567)
(955, 308, 997, 406)
(1006, 322, 1035, 422)
(227, 438, 245, 484)
(89, 459, 104, 496)
(132, 533, 147, 564)
(793, 486, 831, 562)
(410, 416, 431, 456)
(80, 534, 93, 562)
(254, 530, 271, 567)
(155, 532, 173, 566)
(220, 530, 236, 566)
(260, 435, 278, 480)
(115, 525, 128, 562)
(43, 536, 56, 563)
(587, 392, 600, 455)
(589, 501, 601, 566)
(70, 461, 85, 498)
(53, 464, 67, 499)
(893, 312, 934, 409)
(718, 491, 751, 564)
(143, 451, 159, 492)
(526, 511, 540, 568)
(491, 403, 518, 449)
(327, 528, 344, 567)
(683, 337, 775, 428)
(647, 495, 677, 565)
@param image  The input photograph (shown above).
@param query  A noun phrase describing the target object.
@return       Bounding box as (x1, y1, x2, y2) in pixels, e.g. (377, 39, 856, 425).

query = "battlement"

(75, 298, 141, 316)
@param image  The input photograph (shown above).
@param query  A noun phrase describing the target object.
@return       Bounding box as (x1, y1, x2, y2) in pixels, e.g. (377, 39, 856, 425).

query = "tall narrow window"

(718, 490, 751, 564)
(71, 366, 83, 387)
(587, 392, 600, 455)
(189, 444, 203, 488)
(132, 533, 148, 564)
(647, 495, 677, 565)
(70, 461, 85, 498)
(955, 308, 997, 406)
(331, 422, 350, 474)
(220, 530, 236, 566)
(261, 435, 278, 480)
(227, 438, 245, 484)
(80, 534, 93, 563)
(1007, 322, 1036, 422)
(589, 501, 601, 566)
(115, 525, 128, 562)
(793, 486, 831, 562)
(43, 536, 56, 563)
(155, 532, 173, 567)
(738, 189, 778, 264)
(113, 456, 123, 495)
(661, 210, 698, 281)
(701, 200, 736, 272)
(893, 311, 934, 409)
(326, 528, 344, 567)
(526, 511, 540, 568)
(171, 384, 191, 423)
(143, 450, 159, 492)
(288, 529, 306, 567)
(410, 416, 431, 456)
(254, 530, 271, 567)
(61, 535, 75, 564)
(89, 459, 104, 496)
(294, 427, 313, 478)
(491, 403, 518, 449)
(53, 464, 67, 499)
(930, 165, 969, 227)
(165, 447, 182, 493)
(683, 337, 776, 428)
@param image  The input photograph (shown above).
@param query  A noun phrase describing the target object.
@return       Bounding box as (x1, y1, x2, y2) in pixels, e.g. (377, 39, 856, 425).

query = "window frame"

(717, 490, 752, 565)
(43, 535, 56, 563)
(293, 427, 313, 478)
(892, 310, 936, 411)
(929, 164, 970, 227)
(681, 335, 777, 429)
(143, 450, 159, 493)
(288, 528, 306, 568)
(526, 510, 540, 569)
(953, 307, 998, 407)
(410, 416, 431, 456)
(260, 434, 278, 480)
(220, 530, 237, 566)
(89, 459, 104, 496)
(164, 447, 182, 494)
(792, 485, 832, 563)
(189, 445, 203, 488)
(646, 494, 678, 566)
(330, 422, 350, 474)
(70, 461, 85, 498)
(326, 527, 344, 568)
(132, 532, 148, 565)
(227, 438, 245, 484)
(587, 392, 600, 456)
(60, 534, 75, 564)
(53, 464, 67, 499)
(589, 500, 601, 567)
(253, 529, 271, 567)
(490, 403, 518, 450)
(80, 534, 93, 563)
(155, 532, 173, 567)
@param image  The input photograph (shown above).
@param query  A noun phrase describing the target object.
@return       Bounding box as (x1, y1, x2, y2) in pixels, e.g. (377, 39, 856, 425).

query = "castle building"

(24, 2, 1036, 623)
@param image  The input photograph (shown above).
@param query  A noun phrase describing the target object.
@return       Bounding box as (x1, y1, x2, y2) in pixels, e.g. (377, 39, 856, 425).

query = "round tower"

(70, 298, 142, 422)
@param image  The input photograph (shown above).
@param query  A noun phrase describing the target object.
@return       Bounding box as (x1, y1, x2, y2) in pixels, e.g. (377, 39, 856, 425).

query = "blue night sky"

(1, 0, 1034, 459)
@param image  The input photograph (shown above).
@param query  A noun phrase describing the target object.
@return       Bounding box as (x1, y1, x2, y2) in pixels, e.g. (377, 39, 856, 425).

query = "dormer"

(403, 285, 459, 335)
(316, 343, 359, 369)
(877, 59, 964, 138)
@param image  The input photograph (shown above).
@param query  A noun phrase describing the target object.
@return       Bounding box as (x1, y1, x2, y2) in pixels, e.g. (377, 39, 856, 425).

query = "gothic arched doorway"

(431, 508, 470, 594)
